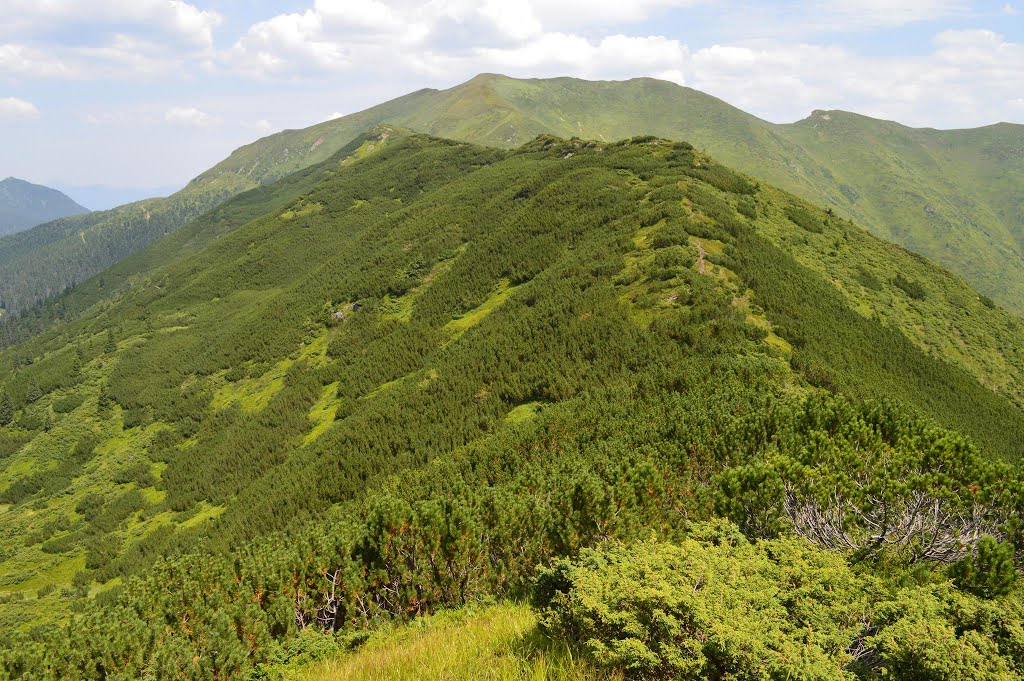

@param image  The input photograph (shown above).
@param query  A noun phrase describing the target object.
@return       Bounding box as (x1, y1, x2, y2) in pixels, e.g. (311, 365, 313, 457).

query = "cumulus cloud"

(217, 0, 1024, 128)
(0, 44, 74, 77)
(0, 97, 40, 120)
(686, 28, 1024, 127)
(0, 38, 185, 80)
(224, 1, 694, 82)
(165, 106, 219, 127)
(0, 1, 221, 81)
(0, 0, 221, 47)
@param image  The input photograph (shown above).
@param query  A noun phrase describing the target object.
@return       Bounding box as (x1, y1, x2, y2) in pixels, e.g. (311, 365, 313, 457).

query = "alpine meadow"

(2, 4, 1024, 679)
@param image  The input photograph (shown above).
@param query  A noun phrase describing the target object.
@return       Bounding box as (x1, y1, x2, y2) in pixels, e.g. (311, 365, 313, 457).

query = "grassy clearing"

(505, 402, 543, 424)
(445, 279, 517, 338)
(179, 502, 226, 529)
(280, 202, 324, 221)
(381, 254, 463, 324)
(298, 330, 332, 369)
(212, 357, 293, 413)
(304, 382, 340, 446)
(287, 604, 618, 681)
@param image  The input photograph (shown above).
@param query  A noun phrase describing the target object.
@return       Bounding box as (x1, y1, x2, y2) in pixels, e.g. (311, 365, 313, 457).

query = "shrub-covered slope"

(1, 133, 1023, 679)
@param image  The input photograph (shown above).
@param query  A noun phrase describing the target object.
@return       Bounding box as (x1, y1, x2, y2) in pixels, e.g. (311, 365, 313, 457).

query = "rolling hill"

(0, 177, 87, 237)
(1, 74, 1021, 322)
(1, 130, 1023, 678)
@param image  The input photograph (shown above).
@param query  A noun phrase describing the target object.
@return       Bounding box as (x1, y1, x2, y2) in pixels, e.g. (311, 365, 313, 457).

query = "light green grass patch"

(180, 502, 226, 529)
(7, 554, 85, 594)
(381, 254, 464, 323)
(445, 279, 517, 338)
(340, 138, 388, 167)
(298, 329, 332, 369)
(304, 382, 341, 446)
(212, 357, 293, 413)
(362, 372, 417, 400)
(140, 487, 166, 505)
(280, 202, 324, 221)
(505, 402, 543, 424)
(286, 604, 618, 681)
(690, 236, 726, 257)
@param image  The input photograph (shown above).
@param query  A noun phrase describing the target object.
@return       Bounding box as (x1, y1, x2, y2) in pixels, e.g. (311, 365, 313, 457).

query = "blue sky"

(0, 1, 1021, 208)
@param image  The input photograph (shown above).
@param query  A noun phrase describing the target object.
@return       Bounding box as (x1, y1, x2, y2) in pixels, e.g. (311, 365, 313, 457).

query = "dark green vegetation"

(1, 132, 1023, 679)
(0, 178, 87, 237)
(3, 74, 1022, 323)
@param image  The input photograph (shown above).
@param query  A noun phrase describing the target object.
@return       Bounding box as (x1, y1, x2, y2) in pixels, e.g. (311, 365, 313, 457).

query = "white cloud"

(75, 34, 185, 76)
(0, 97, 40, 120)
(224, 1, 694, 81)
(452, 33, 689, 81)
(0, 44, 74, 77)
(216, 1, 1023, 129)
(0, 0, 222, 47)
(0, 1, 221, 81)
(165, 106, 219, 127)
(0, 38, 186, 80)
(687, 28, 1024, 127)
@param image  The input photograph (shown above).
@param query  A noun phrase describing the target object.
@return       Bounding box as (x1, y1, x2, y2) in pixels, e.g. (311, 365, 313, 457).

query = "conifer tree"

(26, 380, 41, 404)
(0, 389, 12, 426)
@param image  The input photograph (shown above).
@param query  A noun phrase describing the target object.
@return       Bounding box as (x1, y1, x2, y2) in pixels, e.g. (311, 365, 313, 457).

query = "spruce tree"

(0, 390, 12, 426)
(26, 381, 41, 404)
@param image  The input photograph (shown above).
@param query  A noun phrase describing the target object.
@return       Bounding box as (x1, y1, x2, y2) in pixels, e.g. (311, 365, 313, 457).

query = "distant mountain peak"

(0, 177, 89, 236)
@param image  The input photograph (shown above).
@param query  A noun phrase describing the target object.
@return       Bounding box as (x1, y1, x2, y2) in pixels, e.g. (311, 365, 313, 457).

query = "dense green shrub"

(534, 532, 1024, 680)
(893, 273, 927, 300)
(854, 264, 883, 290)
(534, 531, 863, 679)
(949, 536, 1017, 599)
(784, 203, 825, 233)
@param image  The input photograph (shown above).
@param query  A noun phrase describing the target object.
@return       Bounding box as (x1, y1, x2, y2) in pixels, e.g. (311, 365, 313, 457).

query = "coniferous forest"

(1, 130, 1024, 679)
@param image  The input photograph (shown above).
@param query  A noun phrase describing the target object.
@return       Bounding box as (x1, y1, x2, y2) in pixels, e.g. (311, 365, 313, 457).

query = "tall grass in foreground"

(288, 604, 619, 681)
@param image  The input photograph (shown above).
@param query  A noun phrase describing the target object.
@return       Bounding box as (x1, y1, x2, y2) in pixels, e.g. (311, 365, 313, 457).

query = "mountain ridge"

(1, 74, 1021, 320)
(2, 128, 1023, 677)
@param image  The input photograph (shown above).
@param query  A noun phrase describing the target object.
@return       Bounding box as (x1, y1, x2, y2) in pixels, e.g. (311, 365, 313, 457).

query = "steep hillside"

(2, 75, 1021, 321)
(779, 111, 1024, 307)
(1, 132, 1023, 678)
(0, 178, 87, 237)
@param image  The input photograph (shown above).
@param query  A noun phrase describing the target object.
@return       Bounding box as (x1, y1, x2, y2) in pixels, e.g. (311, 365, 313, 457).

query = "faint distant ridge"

(0, 177, 89, 236)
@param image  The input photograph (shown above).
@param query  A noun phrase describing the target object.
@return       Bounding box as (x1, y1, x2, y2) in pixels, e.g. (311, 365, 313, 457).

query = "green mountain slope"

(2, 75, 1021, 322)
(0, 178, 87, 237)
(1, 132, 1023, 678)
(188, 73, 1024, 313)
